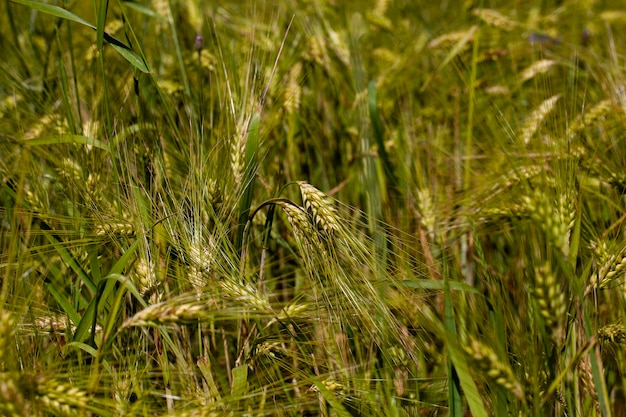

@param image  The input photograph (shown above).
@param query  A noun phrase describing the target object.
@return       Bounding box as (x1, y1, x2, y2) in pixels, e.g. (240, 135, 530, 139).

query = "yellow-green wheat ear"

(464, 338, 525, 402)
(531, 263, 567, 340)
(297, 181, 339, 235)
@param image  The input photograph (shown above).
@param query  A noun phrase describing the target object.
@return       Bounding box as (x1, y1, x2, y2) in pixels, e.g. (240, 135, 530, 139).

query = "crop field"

(2, 0, 626, 415)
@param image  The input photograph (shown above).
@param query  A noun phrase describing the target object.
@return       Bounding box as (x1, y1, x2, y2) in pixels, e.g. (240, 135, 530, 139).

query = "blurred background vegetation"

(2, 0, 626, 415)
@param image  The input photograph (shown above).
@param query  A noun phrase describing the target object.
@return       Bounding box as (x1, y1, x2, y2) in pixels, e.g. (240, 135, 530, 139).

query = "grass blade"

(9, 0, 149, 73)
(73, 290, 99, 345)
(107, 239, 141, 276)
(43, 232, 96, 294)
(235, 112, 260, 255)
(95, 0, 109, 51)
(63, 341, 98, 356)
(444, 331, 489, 417)
(443, 264, 464, 417)
(9, 0, 95, 28)
(395, 279, 480, 293)
(43, 279, 80, 326)
(368, 80, 397, 196)
(109, 43, 149, 73)
(24, 135, 112, 153)
(231, 364, 248, 398)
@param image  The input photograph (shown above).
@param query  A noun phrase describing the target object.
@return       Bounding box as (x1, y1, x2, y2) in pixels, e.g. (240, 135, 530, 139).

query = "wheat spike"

(0, 310, 15, 371)
(521, 188, 574, 256)
(416, 188, 436, 239)
(598, 322, 626, 384)
(600, 10, 626, 23)
(0, 94, 21, 118)
(326, 28, 350, 67)
(464, 338, 525, 401)
(520, 94, 561, 144)
(123, 297, 215, 327)
(28, 314, 102, 336)
(429, 26, 478, 49)
(284, 62, 303, 115)
(304, 34, 330, 70)
(297, 181, 340, 235)
(567, 99, 612, 139)
(275, 199, 330, 263)
(519, 59, 557, 82)
(134, 257, 158, 295)
(93, 219, 136, 236)
(531, 264, 567, 339)
(473, 8, 517, 31)
(24, 113, 67, 140)
(586, 241, 626, 295)
(186, 237, 215, 291)
(56, 158, 83, 182)
(124, 279, 272, 328)
(276, 200, 319, 238)
(218, 280, 272, 313)
(578, 357, 600, 414)
(253, 340, 287, 360)
(265, 302, 311, 329)
(308, 378, 345, 395)
(0, 373, 24, 417)
(173, 410, 221, 417)
(231, 118, 250, 186)
(276, 302, 310, 321)
(477, 165, 543, 211)
(598, 323, 626, 345)
(374, 0, 390, 16)
(0, 373, 25, 417)
(602, 253, 626, 286)
(372, 48, 400, 66)
(35, 376, 89, 415)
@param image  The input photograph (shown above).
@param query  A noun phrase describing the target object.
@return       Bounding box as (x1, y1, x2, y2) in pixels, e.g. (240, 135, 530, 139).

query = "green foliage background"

(2, 0, 626, 415)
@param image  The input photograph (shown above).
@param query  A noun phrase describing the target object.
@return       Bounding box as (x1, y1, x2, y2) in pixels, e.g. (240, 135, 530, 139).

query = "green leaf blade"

(9, 0, 95, 29)
(110, 43, 150, 73)
(24, 135, 112, 153)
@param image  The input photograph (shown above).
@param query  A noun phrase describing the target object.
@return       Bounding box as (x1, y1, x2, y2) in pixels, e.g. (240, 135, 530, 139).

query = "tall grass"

(2, 0, 626, 415)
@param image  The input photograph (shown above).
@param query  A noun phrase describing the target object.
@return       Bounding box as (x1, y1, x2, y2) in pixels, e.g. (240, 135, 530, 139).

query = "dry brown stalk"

(578, 357, 600, 414)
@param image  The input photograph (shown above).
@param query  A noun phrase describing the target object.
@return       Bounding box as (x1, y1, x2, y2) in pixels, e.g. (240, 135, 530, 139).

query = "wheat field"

(2, 1, 626, 415)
